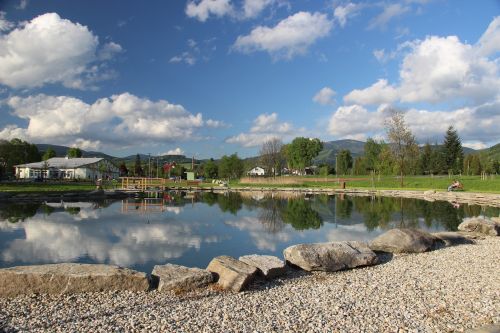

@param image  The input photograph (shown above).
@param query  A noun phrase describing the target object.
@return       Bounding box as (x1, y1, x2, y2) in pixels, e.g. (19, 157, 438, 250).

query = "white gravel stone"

(0, 238, 499, 332)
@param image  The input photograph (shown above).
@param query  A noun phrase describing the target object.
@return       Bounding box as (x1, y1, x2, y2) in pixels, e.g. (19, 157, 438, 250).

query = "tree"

(464, 154, 482, 175)
(119, 163, 128, 176)
(134, 154, 143, 176)
(364, 138, 382, 172)
(377, 144, 395, 175)
(442, 126, 464, 174)
(203, 158, 218, 179)
(218, 153, 244, 180)
(353, 156, 367, 175)
(336, 149, 353, 175)
(67, 147, 82, 158)
(0, 138, 40, 179)
(418, 143, 433, 175)
(285, 137, 323, 174)
(259, 138, 283, 177)
(385, 110, 419, 186)
(42, 147, 56, 161)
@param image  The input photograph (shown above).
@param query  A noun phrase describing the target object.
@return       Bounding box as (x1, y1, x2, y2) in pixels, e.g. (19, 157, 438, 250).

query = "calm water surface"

(0, 192, 497, 272)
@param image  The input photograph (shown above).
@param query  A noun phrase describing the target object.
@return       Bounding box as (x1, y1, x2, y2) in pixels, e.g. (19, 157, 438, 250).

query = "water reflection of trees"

(257, 197, 286, 233)
(198, 192, 499, 232)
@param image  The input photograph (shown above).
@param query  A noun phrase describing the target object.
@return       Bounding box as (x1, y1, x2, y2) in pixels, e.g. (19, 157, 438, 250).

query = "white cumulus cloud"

(0, 93, 223, 150)
(226, 112, 299, 147)
(313, 87, 336, 106)
(327, 101, 500, 146)
(344, 79, 398, 105)
(0, 12, 121, 89)
(185, 0, 234, 22)
(243, 0, 273, 18)
(232, 11, 333, 60)
(344, 17, 500, 106)
(166, 148, 185, 155)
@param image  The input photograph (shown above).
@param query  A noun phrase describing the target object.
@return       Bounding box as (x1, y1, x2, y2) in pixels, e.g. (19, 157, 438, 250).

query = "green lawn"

(236, 175, 500, 193)
(1, 175, 498, 193)
(0, 181, 115, 192)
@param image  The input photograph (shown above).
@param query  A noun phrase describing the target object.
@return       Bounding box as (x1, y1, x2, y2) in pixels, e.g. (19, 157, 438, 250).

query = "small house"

(15, 157, 119, 180)
(247, 166, 265, 176)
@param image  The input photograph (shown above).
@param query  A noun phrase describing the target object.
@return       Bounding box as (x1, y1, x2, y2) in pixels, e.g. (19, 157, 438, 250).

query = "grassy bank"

(0, 182, 113, 192)
(1, 175, 498, 193)
(235, 175, 500, 193)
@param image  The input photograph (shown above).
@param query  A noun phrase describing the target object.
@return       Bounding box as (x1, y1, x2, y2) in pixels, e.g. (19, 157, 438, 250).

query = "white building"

(247, 166, 265, 176)
(15, 157, 119, 180)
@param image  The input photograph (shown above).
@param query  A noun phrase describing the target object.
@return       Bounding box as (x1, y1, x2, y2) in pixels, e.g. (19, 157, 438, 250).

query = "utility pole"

(148, 153, 151, 179)
(156, 156, 159, 178)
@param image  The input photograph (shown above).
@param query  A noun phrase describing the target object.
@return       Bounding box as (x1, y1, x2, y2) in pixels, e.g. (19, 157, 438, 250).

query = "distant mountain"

(36, 144, 115, 159)
(117, 154, 197, 166)
(480, 143, 500, 160)
(313, 139, 365, 165)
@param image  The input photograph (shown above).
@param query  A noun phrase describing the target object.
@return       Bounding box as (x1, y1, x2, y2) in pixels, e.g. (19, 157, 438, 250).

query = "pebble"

(0, 238, 499, 332)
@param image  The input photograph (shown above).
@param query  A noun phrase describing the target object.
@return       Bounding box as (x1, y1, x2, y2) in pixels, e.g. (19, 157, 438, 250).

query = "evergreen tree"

(442, 126, 464, 174)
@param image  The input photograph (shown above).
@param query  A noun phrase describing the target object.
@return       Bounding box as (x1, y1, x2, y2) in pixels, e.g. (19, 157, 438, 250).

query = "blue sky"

(0, 0, 499, 158)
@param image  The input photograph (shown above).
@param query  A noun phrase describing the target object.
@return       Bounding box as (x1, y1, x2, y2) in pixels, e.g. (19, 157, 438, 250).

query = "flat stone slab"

(238, 255, 286, 279)
(152, 264, 213, 292)
(432, 232, 475, 246)
(370, 228, 444, 253)
(0, 263, 150, 298)
(458, 218, 500, 236)
(206, 256, 257, 292)
(283, 241, 378, 272)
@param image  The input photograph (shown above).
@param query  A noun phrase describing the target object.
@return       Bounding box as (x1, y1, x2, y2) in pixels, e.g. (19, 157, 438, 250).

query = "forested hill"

(35, 144, 198, 165)
(480, 143, 500, 160)
(35, 140, 496, 167)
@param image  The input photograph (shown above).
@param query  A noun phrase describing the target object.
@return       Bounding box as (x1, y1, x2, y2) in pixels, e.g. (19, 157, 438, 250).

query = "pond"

(0, 192, 498, 273)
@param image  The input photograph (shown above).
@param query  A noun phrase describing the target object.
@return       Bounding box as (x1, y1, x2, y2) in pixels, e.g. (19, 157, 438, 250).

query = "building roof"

(15, 157, 104, 169)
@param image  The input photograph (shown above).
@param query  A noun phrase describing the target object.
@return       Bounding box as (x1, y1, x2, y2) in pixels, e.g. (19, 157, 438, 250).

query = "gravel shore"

(1, 238, 499, 333)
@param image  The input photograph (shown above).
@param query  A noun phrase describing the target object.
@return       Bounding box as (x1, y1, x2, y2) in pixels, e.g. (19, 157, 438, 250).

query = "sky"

(0, 0, 499, 158)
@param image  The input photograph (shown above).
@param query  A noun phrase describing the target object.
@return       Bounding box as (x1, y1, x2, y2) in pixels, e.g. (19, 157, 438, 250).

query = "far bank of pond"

(0, 191, 498, 273)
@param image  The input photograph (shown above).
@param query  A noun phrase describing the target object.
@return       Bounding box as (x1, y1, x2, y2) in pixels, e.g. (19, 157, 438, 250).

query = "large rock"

(206, 256, 257, 292)
(458, 218, 500, 236)
(151, 264, 213, 292)
(432, 232, 475, 246)
(238, 255, 286, 279)
(283, 241, 378, 272)
(370, 228, 444, 253)
(0, 263, 150, 298)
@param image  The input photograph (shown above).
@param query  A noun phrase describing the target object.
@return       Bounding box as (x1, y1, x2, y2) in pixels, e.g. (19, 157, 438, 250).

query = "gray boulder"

(0, 263, 150, 298)
(206, 256, 257, 292)
(458, 218, 500, 236)
(283, 241, 378, 272)
(238, 255, 286, 279)
(432, 232, 475, 246)
(370, 228, 444, 253)
(151, 264, 213, 292)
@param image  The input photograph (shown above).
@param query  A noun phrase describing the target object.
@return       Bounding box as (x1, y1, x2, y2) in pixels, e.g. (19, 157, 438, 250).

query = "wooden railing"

(120, 177, 172, 191)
